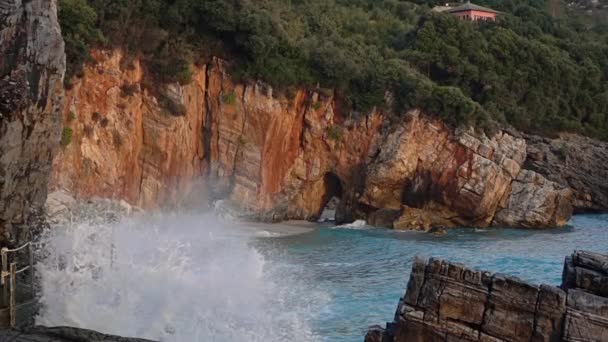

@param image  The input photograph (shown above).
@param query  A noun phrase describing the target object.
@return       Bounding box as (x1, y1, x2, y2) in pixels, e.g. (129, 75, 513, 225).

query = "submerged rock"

(367, 250, 608, 341)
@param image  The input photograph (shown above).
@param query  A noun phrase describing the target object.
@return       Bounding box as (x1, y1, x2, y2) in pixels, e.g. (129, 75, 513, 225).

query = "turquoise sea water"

(256, 214, 608, 342)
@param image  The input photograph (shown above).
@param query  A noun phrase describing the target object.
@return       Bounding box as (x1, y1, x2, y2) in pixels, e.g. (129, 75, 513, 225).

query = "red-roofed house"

(434, 1, 499, 21)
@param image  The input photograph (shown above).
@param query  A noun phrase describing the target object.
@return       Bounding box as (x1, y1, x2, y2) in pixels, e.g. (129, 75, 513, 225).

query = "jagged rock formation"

(0, 326, 154, 341)
(51, 50, 576, 229)
(525, 134, 608, 213)
(365, 250, 608, 342)
(0, 0, 65, 245)
(360, 115, 572, 229)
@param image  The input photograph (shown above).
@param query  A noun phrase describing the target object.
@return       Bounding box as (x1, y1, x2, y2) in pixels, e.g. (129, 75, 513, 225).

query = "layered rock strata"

(365, 250, 608, 342)
(525, 134, 608, 213)
(0, 0, 65, 245)
(52, 50, 575, 229)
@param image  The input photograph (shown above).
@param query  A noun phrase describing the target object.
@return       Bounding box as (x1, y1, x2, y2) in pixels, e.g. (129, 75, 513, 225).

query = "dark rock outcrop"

(525, 134, 608, 213)
(0, 326, 155, 342)
(0, 0, 65, 245)
(367, 250, 608, 341)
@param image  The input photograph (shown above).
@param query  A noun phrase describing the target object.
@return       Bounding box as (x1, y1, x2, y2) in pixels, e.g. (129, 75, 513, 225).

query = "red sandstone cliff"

(50, 50, 574, 229)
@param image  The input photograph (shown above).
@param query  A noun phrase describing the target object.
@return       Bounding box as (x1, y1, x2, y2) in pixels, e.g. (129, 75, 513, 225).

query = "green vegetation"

(327, 125, 344, 141)
(67, 111, 76, 122)
(159, 95, 187, 116)
(221, 92, 237, 105)
(58, 0, 102, 83)
(61, 128, 74, 147)
(58, 0, 608, 139)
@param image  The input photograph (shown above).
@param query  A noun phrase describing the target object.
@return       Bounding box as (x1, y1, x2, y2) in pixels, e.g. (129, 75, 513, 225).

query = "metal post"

(1, 248, 7, 307)
(9, 262, 16, 328)
(29, 244, 34, 293)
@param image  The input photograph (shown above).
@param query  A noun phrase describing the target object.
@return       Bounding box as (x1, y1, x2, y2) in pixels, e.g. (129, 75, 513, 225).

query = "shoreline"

(236, 220, 321, 237)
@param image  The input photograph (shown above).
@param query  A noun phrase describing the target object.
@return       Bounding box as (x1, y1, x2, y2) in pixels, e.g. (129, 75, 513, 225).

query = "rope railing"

(2, 242, 31, 253)
(0, 242, 34, 328)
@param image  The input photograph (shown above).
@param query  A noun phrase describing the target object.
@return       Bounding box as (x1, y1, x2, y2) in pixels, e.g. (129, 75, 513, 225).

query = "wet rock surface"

(0, 326, 155, 342)
(45, 190, 142, 225)
(367, 250, 608, 341)
(0, 0, 65, 245)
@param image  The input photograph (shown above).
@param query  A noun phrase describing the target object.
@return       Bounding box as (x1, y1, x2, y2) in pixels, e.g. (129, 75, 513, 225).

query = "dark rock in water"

(367, 250, 608, 341)
(0, 326, 156, 342)
(525, 134, 608, 213)
(0, 0, 65, 245)
(367, 208, 401, 228)
(364, 325, 386, 342)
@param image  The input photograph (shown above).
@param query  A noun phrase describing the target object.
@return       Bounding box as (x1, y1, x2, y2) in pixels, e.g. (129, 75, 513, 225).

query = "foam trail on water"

(36, 211, 323, 342)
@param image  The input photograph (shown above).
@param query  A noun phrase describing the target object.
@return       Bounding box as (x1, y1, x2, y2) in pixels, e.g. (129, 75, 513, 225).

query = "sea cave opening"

(317, 172, 343, 222)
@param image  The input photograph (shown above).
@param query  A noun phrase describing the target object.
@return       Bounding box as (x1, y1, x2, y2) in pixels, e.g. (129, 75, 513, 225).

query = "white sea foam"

(254, 230, 283, 238)
(334, 220, 368, 229)
(35, 211, 325, 342)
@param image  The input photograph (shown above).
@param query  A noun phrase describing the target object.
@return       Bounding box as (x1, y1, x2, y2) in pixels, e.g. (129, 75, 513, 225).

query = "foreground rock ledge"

(0, 326, 154, 341)
(366, 250, 608, 342)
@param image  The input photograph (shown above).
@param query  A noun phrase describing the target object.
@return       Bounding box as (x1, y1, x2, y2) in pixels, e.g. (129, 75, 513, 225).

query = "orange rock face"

(51, 50, 204, 207)
(51, 51, 382, 217)
(51, 50, 573, 228)
(203, 59, 383, 219)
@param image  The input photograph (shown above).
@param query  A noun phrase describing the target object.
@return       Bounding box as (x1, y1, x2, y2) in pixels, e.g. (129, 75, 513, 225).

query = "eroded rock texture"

(362, 114, 572, 229)
(52, 50, 577, 228)
(366, 250, 608, 342)
(0, 0, 65, 245)
(525, 134, 608, 213)
(50, 51, 205, 207)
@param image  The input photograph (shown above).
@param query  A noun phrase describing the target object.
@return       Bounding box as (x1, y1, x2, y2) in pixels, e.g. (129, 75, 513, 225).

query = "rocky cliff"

(50, 50, 204, 207)
(366, 250, 608, 342)
(525, 134, 608, 214)
(0, 0, 65, 245)
(51, 50, 579, 229)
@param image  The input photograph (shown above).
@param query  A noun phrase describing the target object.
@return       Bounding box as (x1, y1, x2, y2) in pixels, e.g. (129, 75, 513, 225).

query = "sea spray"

(35, 210, 325, 342)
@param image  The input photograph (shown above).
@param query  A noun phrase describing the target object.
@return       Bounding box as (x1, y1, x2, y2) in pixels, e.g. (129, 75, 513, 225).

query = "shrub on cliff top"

(58, 0, 608, 139)
(58, 0, 102, 82)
